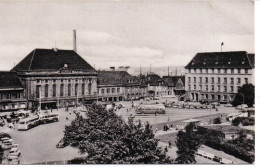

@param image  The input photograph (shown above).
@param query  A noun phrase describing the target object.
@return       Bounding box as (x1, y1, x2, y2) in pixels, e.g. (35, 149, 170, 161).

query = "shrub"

(232, 117, 255, 126)
(213, 117, 221, 124)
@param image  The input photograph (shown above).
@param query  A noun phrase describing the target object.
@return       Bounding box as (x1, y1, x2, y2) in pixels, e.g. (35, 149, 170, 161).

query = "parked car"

(9, 147, 21, 157)
(235, 104, 248, 110)
(7, 154, 19, 161)
(0, 119, 5, 126)
(225, 103, 233, 107)
(2, 140, 14, 150)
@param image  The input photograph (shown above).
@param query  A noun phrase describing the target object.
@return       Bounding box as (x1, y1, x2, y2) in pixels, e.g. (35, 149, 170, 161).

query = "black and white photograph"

(0, 0, 256, 165)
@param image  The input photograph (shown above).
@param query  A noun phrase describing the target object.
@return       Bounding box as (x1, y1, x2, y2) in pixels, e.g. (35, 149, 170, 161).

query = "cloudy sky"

(0, 0, 254, 70)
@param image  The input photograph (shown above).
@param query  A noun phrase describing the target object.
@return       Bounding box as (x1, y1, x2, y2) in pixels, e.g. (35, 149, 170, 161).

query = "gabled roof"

(162, 76, 185, 87)
(11, 48, 96, 73)
(185, 51, 254, 69)
(97, 71, 139, 86)
(0, 72, 23, 89)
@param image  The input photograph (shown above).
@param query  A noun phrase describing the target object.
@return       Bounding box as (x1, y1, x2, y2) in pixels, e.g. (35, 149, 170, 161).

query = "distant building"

(0, 72, 26, 111)
(11, 48, 98, 109)
(146, 73, 168, 97)
(185, 51, 255, 103)
(162, 76, 185, 96)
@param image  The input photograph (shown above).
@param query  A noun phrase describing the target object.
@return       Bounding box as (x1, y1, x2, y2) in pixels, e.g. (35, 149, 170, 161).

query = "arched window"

(53, 84, 56, 97)
(60, 84, 64, 97)
(68, 84, 71, 96)
(45, 84, 48, 97)
(75, 83, 78, 96)
(82, 83, 85, 95)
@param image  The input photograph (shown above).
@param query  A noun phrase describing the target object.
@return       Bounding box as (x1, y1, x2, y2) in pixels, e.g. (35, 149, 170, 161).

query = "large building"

(11, 48, 98, 109)
(0, 72, 26, 111)
(184, 51, 255, 103)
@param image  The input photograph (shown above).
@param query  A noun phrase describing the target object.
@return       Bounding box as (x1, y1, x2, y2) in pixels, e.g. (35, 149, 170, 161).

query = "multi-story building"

(11, 48, 98, 109)
(162, 76, 185, 96)
(146, 73, 168, 97)
(185, 51, 255, 103)
(0, 72, 27, 111)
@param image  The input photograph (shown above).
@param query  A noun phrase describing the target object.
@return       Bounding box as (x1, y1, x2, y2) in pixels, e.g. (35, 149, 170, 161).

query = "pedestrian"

(155, 128, 158, 133)
(66, 116, 69, 120)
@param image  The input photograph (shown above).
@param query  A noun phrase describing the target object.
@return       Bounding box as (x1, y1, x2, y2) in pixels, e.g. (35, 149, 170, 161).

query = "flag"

(221, 42, 224, 46)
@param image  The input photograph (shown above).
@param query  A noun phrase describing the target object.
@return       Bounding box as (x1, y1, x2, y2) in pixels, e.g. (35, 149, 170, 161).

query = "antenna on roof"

(221, 42, 224, 52)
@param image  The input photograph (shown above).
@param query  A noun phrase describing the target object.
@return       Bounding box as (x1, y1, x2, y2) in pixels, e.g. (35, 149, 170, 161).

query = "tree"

(232, 84, 255, 107)
(175, 123, 202, 164)
(63, 104, 172, 164)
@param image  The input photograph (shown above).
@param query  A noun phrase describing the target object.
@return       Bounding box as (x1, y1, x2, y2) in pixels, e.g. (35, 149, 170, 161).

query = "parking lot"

(0, 109, 83, 164)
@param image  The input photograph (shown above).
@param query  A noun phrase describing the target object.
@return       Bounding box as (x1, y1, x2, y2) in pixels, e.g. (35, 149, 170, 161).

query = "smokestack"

(73, 29, 77, 52)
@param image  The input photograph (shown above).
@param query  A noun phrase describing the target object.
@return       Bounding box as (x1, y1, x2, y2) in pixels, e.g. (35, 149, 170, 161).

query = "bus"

(17, 115, 40, 131)
(136, 104, 166, 114)
(39, 113, 59, 124)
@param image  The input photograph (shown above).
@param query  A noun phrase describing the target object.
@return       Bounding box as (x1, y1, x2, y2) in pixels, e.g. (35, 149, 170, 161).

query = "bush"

(232, 117, 255, 126)
(213, 117, 221, 124)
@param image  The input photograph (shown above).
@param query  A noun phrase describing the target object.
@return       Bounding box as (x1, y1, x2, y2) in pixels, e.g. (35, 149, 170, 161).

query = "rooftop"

(0, 72, 23, 90)
(185, 51, 254, 69)
(11, 48, 96, 73)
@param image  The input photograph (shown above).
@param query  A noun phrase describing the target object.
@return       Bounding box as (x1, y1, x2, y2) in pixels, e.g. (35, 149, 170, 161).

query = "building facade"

(0, 72, 27, 111)
(184, 51, 255, 103)
(11, 48, 97, 109)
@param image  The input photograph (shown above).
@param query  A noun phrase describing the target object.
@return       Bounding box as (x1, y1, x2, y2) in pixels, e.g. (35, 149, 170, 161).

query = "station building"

(184, 51, 255, 103)
(11, 48, 98, 109)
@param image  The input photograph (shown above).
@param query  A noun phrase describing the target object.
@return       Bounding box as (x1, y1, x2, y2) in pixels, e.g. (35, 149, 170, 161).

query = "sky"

(0, 0, 254, 70)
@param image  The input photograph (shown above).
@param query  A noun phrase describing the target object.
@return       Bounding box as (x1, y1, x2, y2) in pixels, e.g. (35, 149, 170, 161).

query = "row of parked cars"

(165, 102, 220, 109)
(0, 135, 21, 164)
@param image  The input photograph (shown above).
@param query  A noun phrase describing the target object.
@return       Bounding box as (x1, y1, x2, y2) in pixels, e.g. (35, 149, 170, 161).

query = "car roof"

(10, 147, 18, 151)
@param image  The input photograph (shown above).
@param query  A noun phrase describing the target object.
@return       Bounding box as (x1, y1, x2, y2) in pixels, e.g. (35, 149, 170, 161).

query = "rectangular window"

(245, 69, 248, 74)
(199, 77, 202, 83)
(205, 77, 208, 83)
(199, 85, 202, 90)
(194, 85, 196, 90)
(68, 84, 71, 96)
(206, 85, 208, 91)
(218, 69, 221, 73)
(238, 69, 241, 74)
(237, 78, 241, 84)
(217, 77, 220, 84)
(117, 88, 120, 93)
(230, 86, 234, 92)
(211, 77, 214, 84)
(45, 85, 48, 98)
(53, 84, 56, 97)
(36, 85, 41, 98)
(60, 84, 64, 97)
(211, 85, 214, 91)
(200, 69, 202, 73)
(224, 78, 227, 84)
(231, 69, 234, 74)
(107, 88, 110, 93)
(224, 69, 227, 74)
(218, 85, 220, 91)
(188, 77, 191, 83)
(224, 86, 227, 92)
(194, 77, 196, 83)
(75, 84, 78, 95)
(101, 89, 104, 94)
(188, 84, 191, 90)
(112, 88, 115, 93)
(231, 78, 234, 84)
(82, 83, 85, 95)
(245, 78, 248, 84)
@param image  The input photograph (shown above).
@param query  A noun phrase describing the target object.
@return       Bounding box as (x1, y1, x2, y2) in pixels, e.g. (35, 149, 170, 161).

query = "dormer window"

(203, 62, 206, 65)
(228, 61, 231, 64)
(215, 62, 218, 65)
(242, 61, 245, 64)
(64, 64, 68, 68)
(192, 62, 195, 65)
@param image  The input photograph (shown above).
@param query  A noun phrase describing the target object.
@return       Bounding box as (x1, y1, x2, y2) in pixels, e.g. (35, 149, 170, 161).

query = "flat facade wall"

(185, 68, 253, 102)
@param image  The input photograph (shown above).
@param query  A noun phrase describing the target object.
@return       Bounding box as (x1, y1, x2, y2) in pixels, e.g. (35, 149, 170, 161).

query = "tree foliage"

(63, 104, 172, 164)
(175, 123, 202, 164)
(213, 117, 221, 124)
(232, 84, 255, 107)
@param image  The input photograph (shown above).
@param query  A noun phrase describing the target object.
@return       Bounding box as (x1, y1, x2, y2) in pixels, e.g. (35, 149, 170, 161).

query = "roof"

(11, 48, 96, 73)
(162, 76, 185, 87)
(185, 51, 254, 69)
(147, 73, 164, 86)
(0, 72, 23, 89)
(97, 71, 140, 86)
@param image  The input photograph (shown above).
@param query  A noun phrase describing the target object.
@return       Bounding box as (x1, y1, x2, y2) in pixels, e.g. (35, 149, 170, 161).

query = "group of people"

(163, 124, 173, 131)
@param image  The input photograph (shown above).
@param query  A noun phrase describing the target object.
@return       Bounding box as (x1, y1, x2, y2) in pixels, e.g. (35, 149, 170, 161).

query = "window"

(224, 78, 227, 84)
(45, 80, 48, 83)
(88, 83, 92, 95)
(224, 69, 227, 74)
(211, 68, 214, 73)
(211, 77, 214, 84)
(224, 95, 227, 100)
(237, 86, 241, 91)
(211, 85, 214, 91)
(199, 77, 202, 83)
(194, 77, 196, 83)
(230, 86, 234, 92)
(75, 84, 78, 95)
(217, 77, 220, 84)
(245, 69, 248, 74)
(112, 88, 115, 93)
(45, 84, 48, 97)
(36, 85, 41, 98)
(211, 95, 215, 100)
(188, 69, 191, 73)
(224, 86, 227, 92)
(237, 69, 241, 74)
(244, 78, 248, 84)
(60, 84, 64, 97)
(37, 80, 40, 83)
(218, 85, 220, 91)
(107, 88, 110, 93)
(205, 77, 208, 83)
(68, 84, 71, 96)
(117, 88, 120, 93)
(53, 84, 56, 97)
(194, 85, 196, 90)
(231, 78, 234, 84)
(101, 89, 104, 94)
(199, 85, 202, 90)
(206, 85, 208, 91)
(188, 77, 191, 83)
(188, 84, 191, 90)
(82, 83, 85, 95)
(218, 69, 221, 73)
(237, 78, 241, 84)
(231, 69, 234, 74)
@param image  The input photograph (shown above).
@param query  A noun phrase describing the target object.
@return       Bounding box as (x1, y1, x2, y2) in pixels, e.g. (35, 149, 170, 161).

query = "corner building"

(11, 48, 97, 109)
(184, 51, 254, 103)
